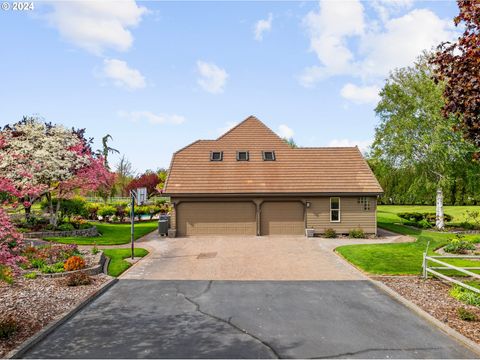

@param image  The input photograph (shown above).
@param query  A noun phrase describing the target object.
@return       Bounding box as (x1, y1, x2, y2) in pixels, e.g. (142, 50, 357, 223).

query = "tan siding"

(260, 201, 304, 235)
(176, 201, 256, 236)
(306, 197, 377, 234)
(170, 206, 177, 230)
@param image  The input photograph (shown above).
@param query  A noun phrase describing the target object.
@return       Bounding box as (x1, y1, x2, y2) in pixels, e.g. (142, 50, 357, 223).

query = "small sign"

(136, 187, 147, 205)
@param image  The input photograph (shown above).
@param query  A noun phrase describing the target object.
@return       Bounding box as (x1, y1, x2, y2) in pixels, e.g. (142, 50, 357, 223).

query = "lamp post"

(130, 190, 136, 260)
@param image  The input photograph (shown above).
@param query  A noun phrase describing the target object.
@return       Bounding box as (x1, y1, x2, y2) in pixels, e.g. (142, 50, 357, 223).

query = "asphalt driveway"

(23, 280, 476, 359)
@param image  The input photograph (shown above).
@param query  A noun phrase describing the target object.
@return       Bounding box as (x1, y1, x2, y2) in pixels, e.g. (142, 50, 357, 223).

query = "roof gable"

(164, 116, 383, 195)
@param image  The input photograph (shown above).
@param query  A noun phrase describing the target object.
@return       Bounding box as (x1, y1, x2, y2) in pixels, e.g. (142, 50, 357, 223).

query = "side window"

(358, 197, 370, 211)
(210, 151, 223, 161)
(330, 197, 340, 222)
(237, 151, 249, 161)
(262, 151, 276, 161)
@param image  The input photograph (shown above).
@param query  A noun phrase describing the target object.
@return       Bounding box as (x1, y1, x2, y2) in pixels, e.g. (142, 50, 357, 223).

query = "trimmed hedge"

(397, 212, 453, 223)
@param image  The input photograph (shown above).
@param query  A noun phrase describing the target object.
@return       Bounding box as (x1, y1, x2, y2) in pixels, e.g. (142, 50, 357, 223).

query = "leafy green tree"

(283, 137, 298, 148)
(370, 55, 476, 228)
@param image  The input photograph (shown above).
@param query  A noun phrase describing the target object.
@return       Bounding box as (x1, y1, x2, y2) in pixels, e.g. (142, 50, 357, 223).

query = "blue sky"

(0, 0, 459, 172)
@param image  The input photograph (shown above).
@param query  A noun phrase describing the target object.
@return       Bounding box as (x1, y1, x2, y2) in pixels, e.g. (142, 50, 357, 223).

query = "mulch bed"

(0, 274, 110, 357)
(375, 276, 480, 344)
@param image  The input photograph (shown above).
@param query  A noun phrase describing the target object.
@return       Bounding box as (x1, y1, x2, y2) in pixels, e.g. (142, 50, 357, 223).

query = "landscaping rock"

(0, 274, 110, 357)
(375, 276, 480, 344)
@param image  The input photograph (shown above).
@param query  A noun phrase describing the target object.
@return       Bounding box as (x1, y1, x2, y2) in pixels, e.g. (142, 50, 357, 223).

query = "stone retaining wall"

(23, 226, 98, 239)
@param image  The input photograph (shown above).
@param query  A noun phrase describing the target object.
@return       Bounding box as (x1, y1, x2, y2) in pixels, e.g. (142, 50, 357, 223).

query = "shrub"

(115, 203, 128, 222)
(457, 308, 477, 321)
(85, 203, 100, 220)
(41, 262, 65, 274)
(24, 272, 37, 279)
(323, 228, 337, 238)
(91, 243, 99, 255)
(398, 212, 453, 224)
(464, 210, 480, 229)
(30, 258, 46, 269)
(460, 221, 475, 230)
(0, 265, 13, 285)
(57, 223, 75, 231)
(444, 235, 476, 254)
(64, 256, 85, 271)
(450, 285, 480, 306)
(65, 272, 92, 286)
(0, 316, 18, 339)
(349, 228, 365, 239)
(98, 205, 116, 220)
(417, 219, 433, 229)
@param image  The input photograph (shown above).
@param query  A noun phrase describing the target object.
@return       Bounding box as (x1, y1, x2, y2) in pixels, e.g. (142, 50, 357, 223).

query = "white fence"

(422, 253, 480, 294)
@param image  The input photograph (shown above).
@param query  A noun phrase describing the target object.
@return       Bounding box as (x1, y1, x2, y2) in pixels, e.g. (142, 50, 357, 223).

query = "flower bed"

(20, 244, 102, 278)
(375, 276, 480, 344)
(0, 274, 110, 357)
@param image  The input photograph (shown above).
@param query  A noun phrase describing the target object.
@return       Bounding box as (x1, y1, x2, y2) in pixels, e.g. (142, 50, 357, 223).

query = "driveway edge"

(370, 279, 480, 357)
(118, 245, 154, 279)
(7, 277, 118, 359)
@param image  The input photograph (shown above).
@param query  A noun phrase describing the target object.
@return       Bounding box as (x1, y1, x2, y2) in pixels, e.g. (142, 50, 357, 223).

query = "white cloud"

(45, 0, 148, 55)
(102, 59, 146, 90)
(358, 9, 455, 80)
(217, 121, 238, 135)
(328, 139, 372, 153)
(254, 13, 273, 41)
(277, 124, 294, 139)
(340, 83, 380, 104)
(370, 0, 414, 23)
(119, 111, 185, 125)
(196, 61, 228, 94)
(301, 0, 365, 80)
(300, 1, 457, 103)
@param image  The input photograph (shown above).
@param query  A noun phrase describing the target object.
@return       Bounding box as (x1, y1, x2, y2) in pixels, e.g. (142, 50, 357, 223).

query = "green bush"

(41, 196, 88, 219)
(98, 205, 116, 219)
(444, 236, 476, 254)
(450, 285, 480, 306)
(323, 228, 337, 238)
(57, 223, 75, 231)
(30, 258, 46, 269)
(349, 228, 365, 239)
(0, 317, 18, 339)
(457, 308, 477, 321)
(460, 221, 475, 230)
(398, 212, 453, 224)
(85, 203, 100, 219)
(41, 262, 65, 274)
(24, 272, 37, 280)
(417, 219, 433, 229)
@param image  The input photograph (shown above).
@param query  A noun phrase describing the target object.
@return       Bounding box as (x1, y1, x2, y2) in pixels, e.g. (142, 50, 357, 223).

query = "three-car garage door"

(260, 202, 304, 235)
(177, 202, 256, 236)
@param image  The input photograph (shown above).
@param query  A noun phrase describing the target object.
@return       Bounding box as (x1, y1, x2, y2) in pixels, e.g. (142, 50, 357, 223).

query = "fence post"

(422, 252, 427, 278)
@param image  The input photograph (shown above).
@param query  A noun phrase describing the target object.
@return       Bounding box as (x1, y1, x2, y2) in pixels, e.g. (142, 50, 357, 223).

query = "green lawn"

(46, 221, 157, 245)
(336, 205, 480, 275)
(103, 248, 149, 277)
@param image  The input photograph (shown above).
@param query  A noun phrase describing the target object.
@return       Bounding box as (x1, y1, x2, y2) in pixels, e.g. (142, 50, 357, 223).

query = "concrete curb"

(371, 279, 480, 357)
(6, 277, 118, 359)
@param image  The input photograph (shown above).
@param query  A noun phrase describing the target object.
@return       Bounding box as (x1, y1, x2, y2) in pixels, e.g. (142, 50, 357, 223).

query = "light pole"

(130, 190, 136, 260)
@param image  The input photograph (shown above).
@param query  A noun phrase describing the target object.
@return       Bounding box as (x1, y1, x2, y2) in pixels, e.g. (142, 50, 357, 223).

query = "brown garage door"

(261, 201, 304, 235)
(177, 202, 256, 236)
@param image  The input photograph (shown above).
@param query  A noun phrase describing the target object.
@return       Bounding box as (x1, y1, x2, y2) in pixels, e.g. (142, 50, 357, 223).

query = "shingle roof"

(164, 116, 383, 195)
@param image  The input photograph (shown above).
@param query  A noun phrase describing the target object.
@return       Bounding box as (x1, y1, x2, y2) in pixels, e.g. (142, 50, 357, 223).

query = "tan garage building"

(164, 116, 383, 237)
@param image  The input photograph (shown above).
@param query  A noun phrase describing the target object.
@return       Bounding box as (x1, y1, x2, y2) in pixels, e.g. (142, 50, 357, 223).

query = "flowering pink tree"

(0, 117, 113, 225)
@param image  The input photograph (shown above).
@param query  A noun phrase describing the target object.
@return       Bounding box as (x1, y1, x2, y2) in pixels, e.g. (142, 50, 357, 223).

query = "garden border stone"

(22, 226, 98, 239)
(371, 279, 480, 357)
(6, 276, 118, 359)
